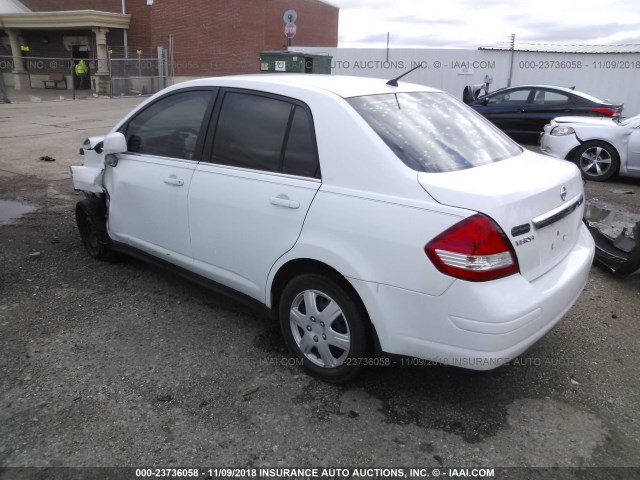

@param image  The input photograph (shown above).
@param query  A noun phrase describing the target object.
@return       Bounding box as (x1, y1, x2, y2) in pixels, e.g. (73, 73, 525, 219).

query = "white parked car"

(71, 75, 594, 382)
(540, 114, 640, 181)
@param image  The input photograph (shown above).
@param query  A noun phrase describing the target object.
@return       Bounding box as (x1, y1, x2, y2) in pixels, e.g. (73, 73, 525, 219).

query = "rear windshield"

(348, 92, 522, 173)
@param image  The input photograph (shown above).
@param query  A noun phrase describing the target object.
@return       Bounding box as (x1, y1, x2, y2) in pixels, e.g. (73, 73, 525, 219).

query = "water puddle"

(0, 200, 38, 226)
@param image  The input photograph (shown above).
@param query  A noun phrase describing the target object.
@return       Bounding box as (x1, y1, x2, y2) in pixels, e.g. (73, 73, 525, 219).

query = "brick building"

(0, 0, 338, 93)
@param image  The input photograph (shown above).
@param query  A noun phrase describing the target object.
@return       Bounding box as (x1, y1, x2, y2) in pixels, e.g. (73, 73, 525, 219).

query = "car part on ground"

(586, 220, 640, 275)
(583, 199, 640, 276)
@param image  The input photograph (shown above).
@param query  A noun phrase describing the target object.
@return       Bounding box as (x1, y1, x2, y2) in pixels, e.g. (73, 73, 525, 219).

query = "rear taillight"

(590, 107, 617, 117)
(425, 214, 519, 282)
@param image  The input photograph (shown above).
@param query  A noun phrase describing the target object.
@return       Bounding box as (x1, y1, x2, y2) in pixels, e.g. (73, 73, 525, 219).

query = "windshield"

(348, 92, 522, 173)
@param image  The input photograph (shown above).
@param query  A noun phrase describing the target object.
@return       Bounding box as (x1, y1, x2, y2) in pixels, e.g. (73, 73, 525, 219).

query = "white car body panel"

(70, 74, 596, 370)
(418, 151, 585, 282)
(267, 186, 464, 302)
(350, 223, 593, 366)
(103, 154, 197, 260)
(540, 115, 640, 178)
(188, 164, 320, 301)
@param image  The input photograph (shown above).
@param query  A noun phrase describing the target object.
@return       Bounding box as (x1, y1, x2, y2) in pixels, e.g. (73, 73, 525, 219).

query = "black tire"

(279, 274, 369, 383)
(573, 141, 620, 182)
(75, 197, 118, 261)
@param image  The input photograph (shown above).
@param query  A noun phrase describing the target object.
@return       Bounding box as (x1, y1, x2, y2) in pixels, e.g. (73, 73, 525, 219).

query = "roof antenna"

(386, 64, 422, 87)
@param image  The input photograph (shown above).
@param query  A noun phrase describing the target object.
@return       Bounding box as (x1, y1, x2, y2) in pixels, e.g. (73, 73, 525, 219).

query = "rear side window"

(211, 92, 319, 178)
(125, 90, 211, 160)
(486, 88, 532, 105)
(348, 92, 522, 173)
(535, 90, 570, 105)
(282, 106, 318, 177)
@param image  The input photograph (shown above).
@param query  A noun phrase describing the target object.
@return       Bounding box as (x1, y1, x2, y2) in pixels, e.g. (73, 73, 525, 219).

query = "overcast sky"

(333, 0, 640, 49)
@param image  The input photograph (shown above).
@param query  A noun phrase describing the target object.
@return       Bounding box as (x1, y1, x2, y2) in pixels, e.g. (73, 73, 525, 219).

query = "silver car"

(540, 114, 640, 182)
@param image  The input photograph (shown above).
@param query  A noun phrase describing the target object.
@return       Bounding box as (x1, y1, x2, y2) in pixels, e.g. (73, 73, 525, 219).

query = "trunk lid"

(418, 150, 585, 281)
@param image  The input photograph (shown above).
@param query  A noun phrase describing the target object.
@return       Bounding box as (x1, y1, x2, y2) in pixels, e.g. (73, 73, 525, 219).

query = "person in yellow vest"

(75, 59, 88, 89)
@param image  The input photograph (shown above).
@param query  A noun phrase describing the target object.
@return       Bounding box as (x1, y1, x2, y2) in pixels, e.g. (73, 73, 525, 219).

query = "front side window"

(211, 92, 319, 178)
(348, 92, 522, 173)
(125, 90, 211, 160)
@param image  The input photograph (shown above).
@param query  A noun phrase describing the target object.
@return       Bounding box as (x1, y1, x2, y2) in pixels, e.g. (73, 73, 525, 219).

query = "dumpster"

(259, 51, 332, 74)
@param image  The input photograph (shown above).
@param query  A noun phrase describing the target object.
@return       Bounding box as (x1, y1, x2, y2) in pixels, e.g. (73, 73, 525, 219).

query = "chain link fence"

(108, 47, 167, 97)
(0, 47, 168, 100)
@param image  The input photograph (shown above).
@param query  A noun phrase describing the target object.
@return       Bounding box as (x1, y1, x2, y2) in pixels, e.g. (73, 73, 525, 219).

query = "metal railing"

(0, 50, 167, 99)
(108, 47, 167, 97)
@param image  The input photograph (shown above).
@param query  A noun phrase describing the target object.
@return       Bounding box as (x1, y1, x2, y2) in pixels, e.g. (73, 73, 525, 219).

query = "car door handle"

(270, 194, 300, 209)
(163, 176, 184, 186)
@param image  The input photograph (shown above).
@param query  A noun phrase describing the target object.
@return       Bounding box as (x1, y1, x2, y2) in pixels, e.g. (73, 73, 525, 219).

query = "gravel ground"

(0, 100, 639, 478)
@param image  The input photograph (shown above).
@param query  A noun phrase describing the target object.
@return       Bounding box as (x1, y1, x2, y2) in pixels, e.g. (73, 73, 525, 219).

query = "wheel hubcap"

(289, 289, 351, 368)
(580, 146, 612, 177)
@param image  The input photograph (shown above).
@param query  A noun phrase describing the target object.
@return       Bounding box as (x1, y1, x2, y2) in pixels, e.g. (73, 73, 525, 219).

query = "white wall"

(296, 47, 640, 115)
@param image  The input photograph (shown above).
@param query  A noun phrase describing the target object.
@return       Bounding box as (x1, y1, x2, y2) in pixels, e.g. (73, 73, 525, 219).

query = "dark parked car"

(466, 85, 623, 142)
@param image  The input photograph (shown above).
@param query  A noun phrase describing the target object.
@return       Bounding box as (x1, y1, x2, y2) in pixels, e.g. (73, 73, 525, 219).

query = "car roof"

(494, 84, 581, 94)
(171, 74, 442, 99)
(486, 84, 612, 104)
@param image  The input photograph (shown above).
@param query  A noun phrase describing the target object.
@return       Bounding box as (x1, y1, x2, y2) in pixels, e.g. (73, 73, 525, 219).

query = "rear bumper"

(350, 223, 595, 370)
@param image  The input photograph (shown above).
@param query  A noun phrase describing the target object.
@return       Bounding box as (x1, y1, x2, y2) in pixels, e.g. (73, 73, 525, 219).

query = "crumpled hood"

(552, 116, 618, 126)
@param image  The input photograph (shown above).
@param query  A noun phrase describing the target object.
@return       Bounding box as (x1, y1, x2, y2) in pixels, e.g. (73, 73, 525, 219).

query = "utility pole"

(507, 33, 515, 87)
(386, 32, 390, 62)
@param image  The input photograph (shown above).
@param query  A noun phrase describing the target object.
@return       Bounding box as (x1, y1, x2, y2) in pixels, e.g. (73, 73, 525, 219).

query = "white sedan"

(71, 74, 594, 381)
(540, 114, 640, 181)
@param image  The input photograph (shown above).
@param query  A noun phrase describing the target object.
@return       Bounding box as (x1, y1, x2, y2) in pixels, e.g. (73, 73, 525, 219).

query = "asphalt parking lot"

(1, 97, 639, 478)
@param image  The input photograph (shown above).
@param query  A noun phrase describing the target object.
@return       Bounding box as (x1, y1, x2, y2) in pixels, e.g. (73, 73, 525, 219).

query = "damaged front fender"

(70, 136, 106, 194)
(70, 132, 127, 193)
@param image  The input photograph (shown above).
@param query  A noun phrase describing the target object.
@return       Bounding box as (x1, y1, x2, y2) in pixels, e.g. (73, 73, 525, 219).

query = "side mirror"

(103, 132, 128, 155)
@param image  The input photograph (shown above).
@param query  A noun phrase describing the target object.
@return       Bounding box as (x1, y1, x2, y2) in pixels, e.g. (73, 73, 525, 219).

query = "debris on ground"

(584, 200, 640, 276)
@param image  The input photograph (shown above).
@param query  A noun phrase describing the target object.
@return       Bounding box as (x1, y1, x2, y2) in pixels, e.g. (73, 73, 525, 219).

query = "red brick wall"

(125, 1, 152, 50)
(147, 0, 267, 76)
(20, 0, 121, 13)
(145, 0, 338, 76)
(18, 0, 339, 76)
